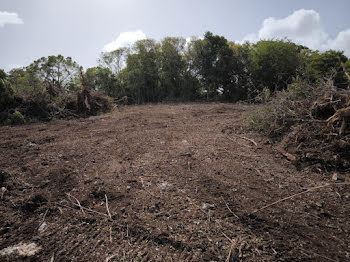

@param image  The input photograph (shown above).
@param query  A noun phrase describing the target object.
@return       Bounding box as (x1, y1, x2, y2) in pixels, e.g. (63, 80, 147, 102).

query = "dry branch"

(55, 202, 108, 218)
(67, 193, 85, 215)
(225, 240, 235, 262)
(327, 106, 350, 125)
(64, 194, 109, 218)
(221, 196, 240, 219)
(226, 134, 257, 146)
(252, 182, 350, 214)
(105, 254, 116, 262)
(105, 194, 112, 220)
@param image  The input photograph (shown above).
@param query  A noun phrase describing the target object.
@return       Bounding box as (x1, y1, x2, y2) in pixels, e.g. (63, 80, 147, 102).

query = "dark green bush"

(9, 111, 25, 125)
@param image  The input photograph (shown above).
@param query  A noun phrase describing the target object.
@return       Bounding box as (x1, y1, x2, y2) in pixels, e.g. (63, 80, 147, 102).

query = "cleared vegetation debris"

(0, 70, 112, 125)
(248, 79, 350, 172)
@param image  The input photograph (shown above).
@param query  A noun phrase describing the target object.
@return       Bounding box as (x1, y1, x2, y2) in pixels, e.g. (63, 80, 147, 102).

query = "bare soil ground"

(0, 103, 349, 262)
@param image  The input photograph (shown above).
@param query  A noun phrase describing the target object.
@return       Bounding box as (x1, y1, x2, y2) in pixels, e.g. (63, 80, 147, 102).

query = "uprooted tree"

(77, 69, 112, 116)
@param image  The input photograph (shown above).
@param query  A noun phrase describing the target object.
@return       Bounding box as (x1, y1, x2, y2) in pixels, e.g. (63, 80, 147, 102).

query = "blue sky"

(1, 0, 350, 71)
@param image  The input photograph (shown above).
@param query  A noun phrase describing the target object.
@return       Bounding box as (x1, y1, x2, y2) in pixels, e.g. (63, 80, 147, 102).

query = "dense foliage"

(1, 31, 349, 124)
(249, 40, 303, 93)
(0, 70, 14, 112)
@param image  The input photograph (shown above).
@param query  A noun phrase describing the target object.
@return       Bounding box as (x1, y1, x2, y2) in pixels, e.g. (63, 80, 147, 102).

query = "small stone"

(38, 222, 47, 232)
(201, 203, 215, 210)
(332, 173, 338, 181)
(315, 202, 323, 208)
(1, 187, 7, 199)
(159, 181, 170, 191)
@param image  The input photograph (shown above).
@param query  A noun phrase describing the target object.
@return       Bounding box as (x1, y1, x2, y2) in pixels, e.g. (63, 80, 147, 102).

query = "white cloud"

(240, 9, 350, 57)
(241, 33, 258, 43)
(0, 11, 23, 27)
(103, 30, 146, 52)
(327, 29, 350, 57)
(185, 35, 204, 49)
(258, 9, 328, 49)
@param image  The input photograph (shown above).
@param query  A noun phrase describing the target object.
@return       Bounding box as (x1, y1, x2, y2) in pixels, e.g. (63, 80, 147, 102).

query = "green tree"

(85, 66, 116, 96)
(225, 42, 254, 101)
(98, 48, 128, 75)
(250, 40, 303, 92)
(0, 69, 14, 112)
(27, 55, 80, 90)
(345, 60, 350, 74)
(189, 32, 248, 101)
(159, 37, 188, 100)
(303, 50, 349, 88)
(183, 37, 203, 95)
(124, 39, 160, 104)
(8, 68, 43, 97)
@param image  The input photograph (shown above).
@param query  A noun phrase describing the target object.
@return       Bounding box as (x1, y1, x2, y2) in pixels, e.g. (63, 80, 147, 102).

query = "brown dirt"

(0, 103, 349, 262)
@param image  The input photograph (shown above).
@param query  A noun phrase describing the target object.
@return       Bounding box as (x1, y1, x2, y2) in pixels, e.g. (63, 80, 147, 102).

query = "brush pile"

(0, 73, 112, 124)
(248, 79, 350, 172)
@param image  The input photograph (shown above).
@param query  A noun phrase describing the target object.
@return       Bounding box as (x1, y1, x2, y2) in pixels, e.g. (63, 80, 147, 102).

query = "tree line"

(85, 32, 350, 103)
(1, 31, 350, 112)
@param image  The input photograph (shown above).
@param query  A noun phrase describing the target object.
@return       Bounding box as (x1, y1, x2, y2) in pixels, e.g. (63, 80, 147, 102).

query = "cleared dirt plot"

(0, 103, 349, 261)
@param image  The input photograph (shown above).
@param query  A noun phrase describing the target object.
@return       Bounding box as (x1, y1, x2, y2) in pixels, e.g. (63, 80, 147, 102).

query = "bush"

(9, 111, 25, 125)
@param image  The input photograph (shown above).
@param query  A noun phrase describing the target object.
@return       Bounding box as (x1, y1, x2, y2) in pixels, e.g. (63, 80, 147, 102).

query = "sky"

(1, 0, 350, 71)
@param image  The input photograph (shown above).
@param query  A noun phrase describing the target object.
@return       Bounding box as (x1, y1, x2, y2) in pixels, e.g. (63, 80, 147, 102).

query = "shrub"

(9, 111, 25, 125)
